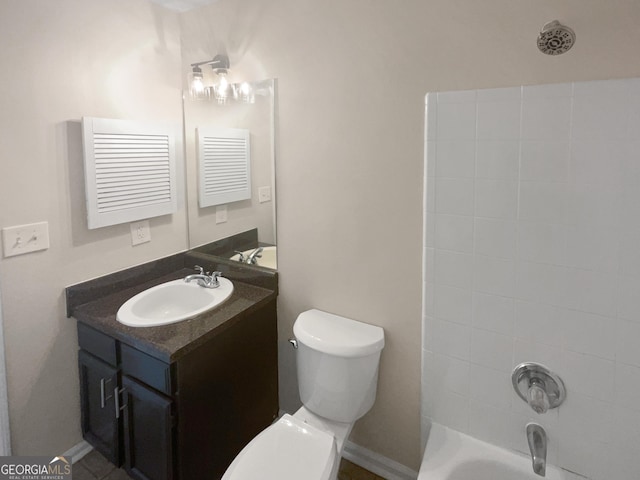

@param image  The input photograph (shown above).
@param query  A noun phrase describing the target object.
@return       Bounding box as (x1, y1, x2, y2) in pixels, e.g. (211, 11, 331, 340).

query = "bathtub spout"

(526, 423, 547, 477)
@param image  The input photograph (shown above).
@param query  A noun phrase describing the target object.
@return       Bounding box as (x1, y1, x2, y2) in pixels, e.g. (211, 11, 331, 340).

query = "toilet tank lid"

(294, 309, 385, 358)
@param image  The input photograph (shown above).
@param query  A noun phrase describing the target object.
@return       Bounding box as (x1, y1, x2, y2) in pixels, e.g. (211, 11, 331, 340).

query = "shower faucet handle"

(512, 362, 565, 414)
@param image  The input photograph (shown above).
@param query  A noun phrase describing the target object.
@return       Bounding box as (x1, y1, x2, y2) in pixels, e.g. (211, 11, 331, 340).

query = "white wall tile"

(468, 400, 511, 449)
(610, 407, 640, 478)
(474, 218, 517, 259)
(562, 350, 615, 402)
(570, 140, 624, 187)
(472, 292, 514, 335)
(425, 93, 437, 140)
(437, 89, 476, 104)
(437, 101, 476, 140)
(426, 389, 469, 434)
(477, 100, 521, 140)
(475, 179, 518, 219)
(559, 392, 613, 444)
(473, 255, 516, 297)
(557, 434, 610, 480)
(619, 140, 640, 188)
(565, 225, 618, 273)
(476, 86, 521, 102)
(425, 211, 435, 247)
(519, 181, 567, 224)
(470, 328, 513, 372)
(423, 315, 435, 351)
(572, 78, 632, 98)
(615, 363, 640, 412)
(434, 284, 472, 325)
(424, 350, 470, 396)
(434, 214, 473, 253)
(522, 82, 572, 99)
(572, 94, 629, 141)
(561, 268, 617, 317)
(616, 319, 640, 367)
(517, 221, 566, 265)
(469, 364, 512, 409)
(522, 97, 572, 140)
(560, 309, 616, 360)
(515, 262, 565, 306)
(566, 183, 619, 228)
(514, 301, 563, 348)
(618, 227, 640, 278)
(435, 177, 475, 216)
(435, 140, 476, 178)
(434, 250, 473, 289)
(520, 141, 570, 182)
(431, 317, 471, 360)
(424, 247, 435, 283)
(475, 140, 519, 180)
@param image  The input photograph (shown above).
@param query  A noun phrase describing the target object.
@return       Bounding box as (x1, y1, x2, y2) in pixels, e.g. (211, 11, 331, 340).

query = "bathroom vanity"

(67, 252, 279, 480)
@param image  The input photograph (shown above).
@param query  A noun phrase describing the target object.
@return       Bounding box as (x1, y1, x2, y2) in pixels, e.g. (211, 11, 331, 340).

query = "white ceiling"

(148, 0, 219, 13)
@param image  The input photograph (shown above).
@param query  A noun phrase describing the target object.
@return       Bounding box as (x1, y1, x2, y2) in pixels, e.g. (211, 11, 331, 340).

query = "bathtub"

(418, 423, 565, 480)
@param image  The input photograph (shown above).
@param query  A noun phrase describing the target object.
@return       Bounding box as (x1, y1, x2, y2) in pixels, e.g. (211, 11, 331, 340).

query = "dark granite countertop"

(67, 253, 278, 364)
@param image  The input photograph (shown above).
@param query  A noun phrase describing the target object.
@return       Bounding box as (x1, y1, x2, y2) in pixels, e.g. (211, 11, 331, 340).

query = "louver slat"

(82, 117, 177, 229)
(197, 127, 251, 208)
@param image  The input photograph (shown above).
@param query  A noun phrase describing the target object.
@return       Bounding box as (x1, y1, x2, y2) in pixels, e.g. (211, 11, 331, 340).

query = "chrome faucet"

(184, 265, 222, 289)
(246, 247, 263, 265)
(526, 423, 547, 477)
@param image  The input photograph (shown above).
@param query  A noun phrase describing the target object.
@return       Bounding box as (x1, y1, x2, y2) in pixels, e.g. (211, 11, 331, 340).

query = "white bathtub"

(418, 423, 565, 480)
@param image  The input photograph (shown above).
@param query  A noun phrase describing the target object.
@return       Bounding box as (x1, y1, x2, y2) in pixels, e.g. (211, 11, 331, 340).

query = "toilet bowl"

(221, 309, 385, 480)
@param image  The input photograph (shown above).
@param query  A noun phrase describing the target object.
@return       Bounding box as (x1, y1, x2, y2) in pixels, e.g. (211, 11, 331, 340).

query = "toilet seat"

(222, 414, 337, 480)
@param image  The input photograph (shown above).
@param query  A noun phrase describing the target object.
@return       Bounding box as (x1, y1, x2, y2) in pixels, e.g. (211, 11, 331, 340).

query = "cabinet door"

(78, 350, 121, 465)
(122, 376, 174, 480)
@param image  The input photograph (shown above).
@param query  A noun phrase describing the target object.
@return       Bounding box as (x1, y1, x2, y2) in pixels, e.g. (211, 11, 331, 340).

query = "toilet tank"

(293, 309, 385, 423)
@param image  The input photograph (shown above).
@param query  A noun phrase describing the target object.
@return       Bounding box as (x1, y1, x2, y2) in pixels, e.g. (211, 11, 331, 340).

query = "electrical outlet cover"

(130, 220, 151, 246)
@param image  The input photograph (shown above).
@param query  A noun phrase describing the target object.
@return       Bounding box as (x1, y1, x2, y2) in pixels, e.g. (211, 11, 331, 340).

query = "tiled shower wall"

(422, 78, 640, 480)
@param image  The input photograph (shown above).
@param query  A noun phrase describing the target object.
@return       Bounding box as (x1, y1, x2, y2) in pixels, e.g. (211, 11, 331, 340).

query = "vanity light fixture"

(188, 54, 256, 104)
(189, 54, 231, 102)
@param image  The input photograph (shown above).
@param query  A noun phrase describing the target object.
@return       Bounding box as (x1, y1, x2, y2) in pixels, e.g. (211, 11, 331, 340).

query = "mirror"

(183, 79, 277, 269)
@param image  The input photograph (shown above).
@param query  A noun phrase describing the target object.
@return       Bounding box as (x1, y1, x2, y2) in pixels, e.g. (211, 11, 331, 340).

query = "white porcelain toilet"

(222, 308, 385, 480)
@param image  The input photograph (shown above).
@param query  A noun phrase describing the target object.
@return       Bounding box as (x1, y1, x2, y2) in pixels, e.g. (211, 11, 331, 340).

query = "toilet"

(222, 308, 385, 480)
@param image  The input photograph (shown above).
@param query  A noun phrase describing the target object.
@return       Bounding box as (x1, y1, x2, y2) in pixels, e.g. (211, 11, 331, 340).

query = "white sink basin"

(230, 246, 277, 269)
(116, 278, 234, 327)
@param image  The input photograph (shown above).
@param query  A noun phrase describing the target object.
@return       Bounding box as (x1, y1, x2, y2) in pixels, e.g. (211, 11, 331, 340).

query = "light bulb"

(189, 67, 207, 99)
(214, 72, 230, 104)
(238, 82, 255, 103)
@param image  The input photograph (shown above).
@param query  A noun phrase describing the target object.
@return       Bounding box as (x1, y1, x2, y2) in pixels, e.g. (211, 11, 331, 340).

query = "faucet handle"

(234, 251, 246, 263)
(512, 363, 565, 415)
(527, 380, 550, 414)
(193, 265, 205, 275)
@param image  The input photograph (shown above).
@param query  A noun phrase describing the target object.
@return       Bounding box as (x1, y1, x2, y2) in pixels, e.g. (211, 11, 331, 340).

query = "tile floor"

(72, 450, 386, 480)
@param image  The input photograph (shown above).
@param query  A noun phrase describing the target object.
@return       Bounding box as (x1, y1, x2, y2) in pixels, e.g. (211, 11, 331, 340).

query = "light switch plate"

(130, 220, 151, 246)
(258, 186, 272, 203)
(2, 222, 50, 258)
(216, 205, 228, 224)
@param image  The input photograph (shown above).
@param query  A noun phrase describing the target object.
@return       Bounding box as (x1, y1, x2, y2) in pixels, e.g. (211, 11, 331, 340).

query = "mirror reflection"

(183, 78, 277, 269)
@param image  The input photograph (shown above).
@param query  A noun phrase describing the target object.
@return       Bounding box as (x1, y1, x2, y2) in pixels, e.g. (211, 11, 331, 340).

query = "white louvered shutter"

(197, 127, 251, 208)
(82, 117, 178, 229)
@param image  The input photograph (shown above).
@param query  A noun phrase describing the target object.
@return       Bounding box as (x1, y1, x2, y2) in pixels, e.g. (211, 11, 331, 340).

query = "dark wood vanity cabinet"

(77, 299, 278, 480)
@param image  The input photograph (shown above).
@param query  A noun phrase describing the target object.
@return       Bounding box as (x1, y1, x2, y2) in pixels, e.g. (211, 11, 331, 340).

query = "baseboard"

(62, 440, 93, 463)
(342, 441, 418, 480)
